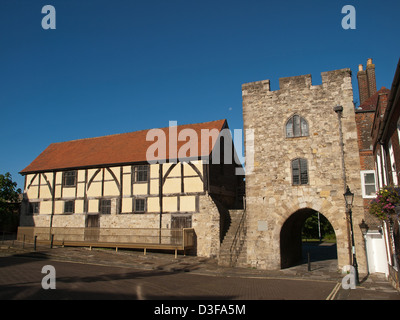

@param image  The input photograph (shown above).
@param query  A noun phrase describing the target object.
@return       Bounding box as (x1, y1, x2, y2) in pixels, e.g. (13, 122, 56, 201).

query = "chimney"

(357, 63, 369, 104)
(357, 58, 377, 105)
(366, 58, 377, 97)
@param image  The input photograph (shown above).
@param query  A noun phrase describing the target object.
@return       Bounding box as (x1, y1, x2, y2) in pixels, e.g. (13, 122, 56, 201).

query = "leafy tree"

(0, 172, 22, 232)
(302, 212, 335, 241)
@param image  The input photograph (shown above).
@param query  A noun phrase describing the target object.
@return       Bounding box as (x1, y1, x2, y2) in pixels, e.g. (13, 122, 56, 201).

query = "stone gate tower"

(242, 68, 368, 273)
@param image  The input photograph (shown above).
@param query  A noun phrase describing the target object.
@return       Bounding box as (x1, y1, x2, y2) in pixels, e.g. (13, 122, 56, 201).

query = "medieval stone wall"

(242, 68, 368, 273)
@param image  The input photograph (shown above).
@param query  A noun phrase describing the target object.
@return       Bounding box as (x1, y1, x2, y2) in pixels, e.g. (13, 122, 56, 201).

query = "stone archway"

(280, 208, 337, 269)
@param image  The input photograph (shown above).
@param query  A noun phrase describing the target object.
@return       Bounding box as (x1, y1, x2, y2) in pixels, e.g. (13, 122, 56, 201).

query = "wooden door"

(85, 214, 100, 241)
(171, 215, 192, 244)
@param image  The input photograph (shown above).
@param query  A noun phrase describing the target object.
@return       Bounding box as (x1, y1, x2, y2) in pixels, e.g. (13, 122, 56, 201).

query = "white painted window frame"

(376, 154, 383, 188)
(381, 145, 388, 186)
(388, 140, 398, 186)
(360, 170, 377, 198)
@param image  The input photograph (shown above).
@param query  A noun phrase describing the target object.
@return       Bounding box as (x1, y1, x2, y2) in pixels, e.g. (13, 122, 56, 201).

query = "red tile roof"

(20, 119, 227, 174)
(356, 87, 390, 111)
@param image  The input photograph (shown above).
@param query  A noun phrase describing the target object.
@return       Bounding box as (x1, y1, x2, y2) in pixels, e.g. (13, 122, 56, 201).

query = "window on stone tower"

(292, 158, 308, 185)
(286, 115, 309, 138)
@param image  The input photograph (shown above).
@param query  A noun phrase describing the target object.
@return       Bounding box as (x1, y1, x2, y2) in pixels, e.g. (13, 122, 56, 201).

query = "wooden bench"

(36, 239, 191, 258)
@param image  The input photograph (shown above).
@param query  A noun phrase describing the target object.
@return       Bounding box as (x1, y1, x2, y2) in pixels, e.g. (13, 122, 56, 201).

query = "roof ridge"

(20, 119, 228, 174)
(357, 87, 390, 110)
(51, 119, 227, 145)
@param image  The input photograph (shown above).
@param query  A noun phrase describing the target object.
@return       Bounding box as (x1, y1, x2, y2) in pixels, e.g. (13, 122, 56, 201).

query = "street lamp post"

(359, 220, 369, 235)
(344, 185, 360, 285)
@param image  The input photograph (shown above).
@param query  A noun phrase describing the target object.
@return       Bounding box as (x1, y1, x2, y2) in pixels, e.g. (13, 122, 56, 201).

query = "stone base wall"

(18, 192, 222, 258)
(193, 194, 221, 258)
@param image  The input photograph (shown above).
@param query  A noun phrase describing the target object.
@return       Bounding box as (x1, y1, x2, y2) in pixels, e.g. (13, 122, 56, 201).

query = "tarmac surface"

(0, 241, 399, 300)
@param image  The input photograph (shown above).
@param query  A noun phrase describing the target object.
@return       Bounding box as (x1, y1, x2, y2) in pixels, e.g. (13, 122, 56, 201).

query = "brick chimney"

(357, 58, 377, 105)
(366, 58, 377, 97)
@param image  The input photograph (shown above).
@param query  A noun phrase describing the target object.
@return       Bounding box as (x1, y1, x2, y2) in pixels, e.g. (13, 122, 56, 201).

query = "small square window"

(134, 165, 149, 183)
(100, 199, 112, 214)
(134, 198, 146, 213)
(64, 200, 75, 214)
(63, 171, 77, 187)
(28, 202, 40, 215)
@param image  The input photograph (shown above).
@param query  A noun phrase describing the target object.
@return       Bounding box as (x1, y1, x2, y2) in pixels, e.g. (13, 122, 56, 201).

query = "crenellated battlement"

(242, 68, 352, 96)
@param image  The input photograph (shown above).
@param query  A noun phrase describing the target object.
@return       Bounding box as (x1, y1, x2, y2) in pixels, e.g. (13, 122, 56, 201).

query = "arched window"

(292, 158, 308, 185)
(286, 115, 309, 138)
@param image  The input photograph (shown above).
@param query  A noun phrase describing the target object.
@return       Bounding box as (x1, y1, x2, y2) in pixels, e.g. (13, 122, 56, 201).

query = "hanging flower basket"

(369, 186, 400, 220)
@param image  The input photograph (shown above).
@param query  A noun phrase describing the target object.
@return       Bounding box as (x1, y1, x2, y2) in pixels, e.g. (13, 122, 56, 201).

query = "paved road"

(0, 255, 337, 301)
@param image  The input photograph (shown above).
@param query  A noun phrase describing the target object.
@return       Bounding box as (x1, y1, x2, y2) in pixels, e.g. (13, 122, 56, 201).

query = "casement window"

(360, 170, 377, 198)
(381, 145, 388, 186)
(134, 198, 146, 213)
(286, 115, 309, 138)
(63, 171, 77, 187)
(100, 199, 112, 215)
(64, 200, 75, 214)
(376, 154, 383, 188)
(292, 158, 308, 185)
(388, 140, 398, 185)
(28, 202, 40, 215)
(397, 119, 400, 147)
(133, 165, 149, 183)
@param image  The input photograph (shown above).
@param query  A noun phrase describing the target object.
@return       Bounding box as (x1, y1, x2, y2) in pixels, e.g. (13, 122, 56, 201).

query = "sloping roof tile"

(356, 87, 390, 112)
(20, 119, 227, 174)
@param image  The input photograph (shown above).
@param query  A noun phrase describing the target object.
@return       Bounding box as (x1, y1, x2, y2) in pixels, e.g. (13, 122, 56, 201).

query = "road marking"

(192, 271, 338, 284)
(136, 284, 145, 300)
(326, 282, 341, 300)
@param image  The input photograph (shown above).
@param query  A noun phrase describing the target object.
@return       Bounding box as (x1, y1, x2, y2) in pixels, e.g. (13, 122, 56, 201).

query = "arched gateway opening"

(280, 208, 337, 269)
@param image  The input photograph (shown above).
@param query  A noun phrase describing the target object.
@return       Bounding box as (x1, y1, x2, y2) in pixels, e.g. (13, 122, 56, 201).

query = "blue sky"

(1, 0, 399, 189)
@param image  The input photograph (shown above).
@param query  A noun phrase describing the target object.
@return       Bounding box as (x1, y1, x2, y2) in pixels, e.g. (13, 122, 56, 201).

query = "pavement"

(1, 241, 399, 300)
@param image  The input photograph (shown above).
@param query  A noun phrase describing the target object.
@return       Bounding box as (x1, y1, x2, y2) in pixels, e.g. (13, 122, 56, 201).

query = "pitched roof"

(20, 119, 227, 174)
(356, 87, 391, 112)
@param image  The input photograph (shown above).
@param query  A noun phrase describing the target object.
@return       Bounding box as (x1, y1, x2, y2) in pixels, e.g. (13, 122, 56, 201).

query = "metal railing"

(1, 231, 17, 245)
(229, 210, 247, 266)
(16, 227, 195, 252)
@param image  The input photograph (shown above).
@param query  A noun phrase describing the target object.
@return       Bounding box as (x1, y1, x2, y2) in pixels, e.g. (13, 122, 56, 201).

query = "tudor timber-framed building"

(19, 119, 243, 257)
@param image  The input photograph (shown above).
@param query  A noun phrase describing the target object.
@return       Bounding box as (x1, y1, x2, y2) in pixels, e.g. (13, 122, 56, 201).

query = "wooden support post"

(175, 248, 177, 259)
(144, 248, 146, 256)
